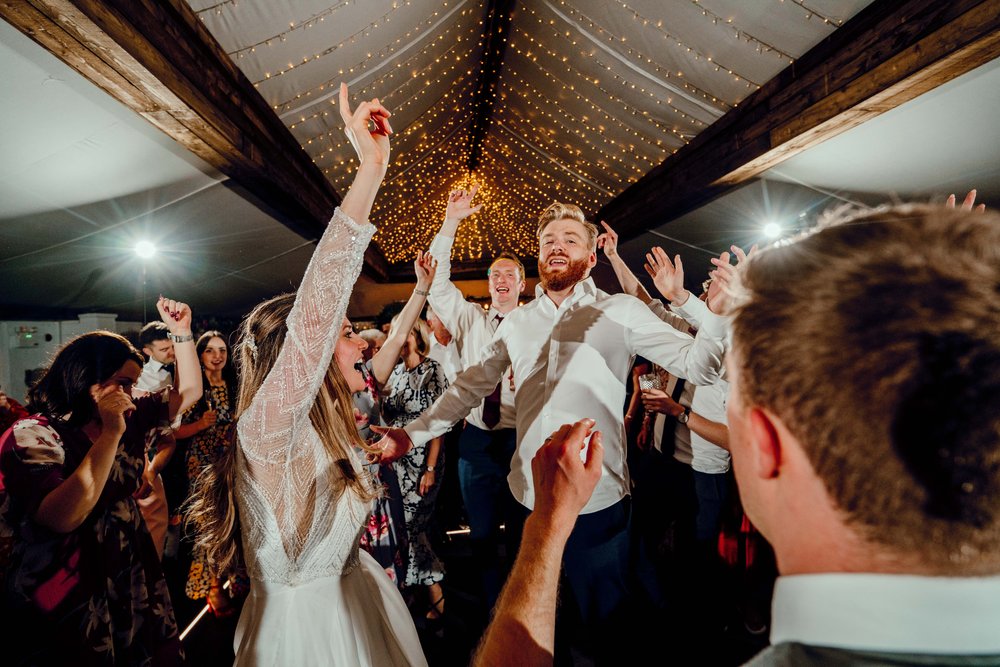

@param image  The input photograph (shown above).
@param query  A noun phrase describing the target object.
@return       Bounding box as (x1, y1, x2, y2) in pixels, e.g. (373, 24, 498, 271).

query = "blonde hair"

(390, 313, 432, 357)
(536, 202, 598, 250)
(730, 204, 1000, 574)
(186, 293, 375, 578)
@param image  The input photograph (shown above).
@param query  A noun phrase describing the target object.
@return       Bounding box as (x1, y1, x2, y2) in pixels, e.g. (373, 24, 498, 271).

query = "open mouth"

(495, 286, 510, 294)
(547, 257, 568, 268)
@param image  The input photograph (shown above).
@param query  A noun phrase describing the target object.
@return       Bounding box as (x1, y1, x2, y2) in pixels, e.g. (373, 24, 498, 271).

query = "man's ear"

(748, 407, 782, 479)
(518, 279, 526, 294)
(587, 250, 598, 268)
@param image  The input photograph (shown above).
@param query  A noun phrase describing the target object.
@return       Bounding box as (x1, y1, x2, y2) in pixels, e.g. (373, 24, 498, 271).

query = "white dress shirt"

(405, 277, 728, 513)
(427, 233, 516, 430)
(135, 358, 173, 394)
(426, 337, 462, 385)
(689, 380, 730, 474)
(770, 573, 1000, 654)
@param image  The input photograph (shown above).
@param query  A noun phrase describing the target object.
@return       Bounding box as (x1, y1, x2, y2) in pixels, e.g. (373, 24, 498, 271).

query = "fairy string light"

(537, 0, 733, 118)
(519, 5, 724, 125)
(251, 0, 463, 85)
(225, 0, 360, 57)
(508, 31, 690, 141)
(274, 3, 479, 115)
(686, 0, 794, 61)
(780, 0, 844, 26)
(560, 0, 760, 90)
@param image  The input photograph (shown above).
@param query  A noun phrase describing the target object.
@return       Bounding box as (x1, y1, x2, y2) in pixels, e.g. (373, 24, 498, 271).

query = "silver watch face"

(677, 410, 690, 424)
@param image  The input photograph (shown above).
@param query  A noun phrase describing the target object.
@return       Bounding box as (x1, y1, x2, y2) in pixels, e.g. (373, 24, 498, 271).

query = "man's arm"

(626, 298, 727, 386)
(641, 389, 729, 450)
(427, 188, 484, 335)
(473, 419, 604, 667)
(372, 335, 511, 458)
(596, 221, 653, 304)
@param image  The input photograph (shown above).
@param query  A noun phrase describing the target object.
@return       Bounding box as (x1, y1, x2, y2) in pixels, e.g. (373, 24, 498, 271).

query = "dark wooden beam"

(1, 0, 392, 281)
(467, 0, 516, 171)
(597, 0, 1000, 240)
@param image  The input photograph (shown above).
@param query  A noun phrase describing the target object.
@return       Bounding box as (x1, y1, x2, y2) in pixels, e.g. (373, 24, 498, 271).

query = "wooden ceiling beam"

(597, 0, 1000, 240)
(1, 0, 392, 281)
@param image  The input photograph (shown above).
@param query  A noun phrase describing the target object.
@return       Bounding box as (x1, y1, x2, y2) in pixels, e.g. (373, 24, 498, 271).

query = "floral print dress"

(179, 382, 248, 601)
(381, 358, 449, 587)
(354, 368, 409, 587)
(0, 395, 183, 666)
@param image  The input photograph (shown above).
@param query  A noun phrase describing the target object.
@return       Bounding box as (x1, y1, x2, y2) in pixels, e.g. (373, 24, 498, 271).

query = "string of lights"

(781, 0, 844, 26)
(497, 82, 663, 176)
(274, 3, 479, 115)
(560, 0, 760, 96)
(548, 0, 762, 91)
(226, 0, 363, 57)
(508, 31, 691, 141)
(250, 0, 465, 85)
(494, 81, 652, 186)
(538, 0, 731, 119)
(686, 0, 795, 61)
(518, 6, 723, 125)
(502, 60, 680, 152)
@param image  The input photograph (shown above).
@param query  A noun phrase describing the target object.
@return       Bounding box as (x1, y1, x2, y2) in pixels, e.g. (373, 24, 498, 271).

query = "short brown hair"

(489, 251, 526, 282)
(536, 202, 598, 251)
(730, 204, 1000, 574)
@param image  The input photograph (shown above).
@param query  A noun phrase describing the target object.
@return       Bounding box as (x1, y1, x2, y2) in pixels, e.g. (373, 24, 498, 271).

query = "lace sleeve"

(238, 208, 375, 463)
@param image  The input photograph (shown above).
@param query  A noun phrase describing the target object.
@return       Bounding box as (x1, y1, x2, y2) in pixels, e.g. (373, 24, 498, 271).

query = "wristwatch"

(168, 333, 194, 343)
(426, 465, 436, 473)
(677, 407, 691, 424)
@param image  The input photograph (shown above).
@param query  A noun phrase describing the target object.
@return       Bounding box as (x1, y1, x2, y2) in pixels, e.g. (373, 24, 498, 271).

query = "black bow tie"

(161, 363, 175, 375)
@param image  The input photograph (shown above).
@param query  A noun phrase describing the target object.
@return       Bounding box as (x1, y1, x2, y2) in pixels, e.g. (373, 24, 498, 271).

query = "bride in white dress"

(186, 84, 426, 666)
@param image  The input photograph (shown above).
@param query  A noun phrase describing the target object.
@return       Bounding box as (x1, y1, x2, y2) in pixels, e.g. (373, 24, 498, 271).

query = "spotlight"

(135, 241, 156, 259)
(763, 222, 782, 239)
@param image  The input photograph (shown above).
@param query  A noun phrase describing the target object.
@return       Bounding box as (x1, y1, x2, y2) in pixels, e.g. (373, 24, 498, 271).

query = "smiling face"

(488, 258, 525, 311)
(200, 336, 228, 374)
(537, 218, 597, 293)
(334, 318, 368, 393)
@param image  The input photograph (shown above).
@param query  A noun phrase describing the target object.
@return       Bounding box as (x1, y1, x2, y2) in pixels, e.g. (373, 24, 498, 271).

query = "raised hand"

(644, 247, 686, 303)
(414, 251, 438, 290)
(339, 82, 392, 170)
(531, 418, 603, 530)
(946, 189, 987, 213)
(596, 221, 619, 259)
(156, 296, 192, 334)
(445, 186, 483, 222)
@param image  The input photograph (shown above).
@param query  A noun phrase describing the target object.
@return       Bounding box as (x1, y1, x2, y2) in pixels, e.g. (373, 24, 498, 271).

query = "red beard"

(538, 255, 590, 293)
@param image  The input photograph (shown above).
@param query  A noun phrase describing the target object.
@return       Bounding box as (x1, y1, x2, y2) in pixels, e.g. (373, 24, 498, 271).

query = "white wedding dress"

(232, 208, 427, 666)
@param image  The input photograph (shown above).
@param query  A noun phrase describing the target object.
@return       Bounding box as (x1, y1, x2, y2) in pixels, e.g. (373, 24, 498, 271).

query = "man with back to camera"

(376, 200, 729, 662)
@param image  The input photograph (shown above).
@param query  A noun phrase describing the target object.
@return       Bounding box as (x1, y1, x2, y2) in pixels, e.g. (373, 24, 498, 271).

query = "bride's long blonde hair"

(186, 293, 375, 578)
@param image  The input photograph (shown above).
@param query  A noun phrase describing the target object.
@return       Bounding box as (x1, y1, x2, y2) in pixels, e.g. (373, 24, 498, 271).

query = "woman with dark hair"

(174, 330, 245, 617)
(0, 297, 202, 665)
(186, 85, 426, 665)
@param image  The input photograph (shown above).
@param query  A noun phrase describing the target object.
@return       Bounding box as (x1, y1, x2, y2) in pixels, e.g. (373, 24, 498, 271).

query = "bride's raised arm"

(239, 84, 392, 462)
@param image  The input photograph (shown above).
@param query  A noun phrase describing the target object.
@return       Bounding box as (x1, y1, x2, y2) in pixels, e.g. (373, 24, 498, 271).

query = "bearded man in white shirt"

(376, 201, 728, 661)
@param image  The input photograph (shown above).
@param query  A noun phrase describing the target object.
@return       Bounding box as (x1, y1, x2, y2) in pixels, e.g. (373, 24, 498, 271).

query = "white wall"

(0, 314, 141, 402)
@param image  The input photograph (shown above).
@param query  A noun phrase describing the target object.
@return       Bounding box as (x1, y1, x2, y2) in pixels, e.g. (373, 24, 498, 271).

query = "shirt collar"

(533, 276, 598, 302)
(771, 573, 1000, 654)
(145, 358, 169, 374)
